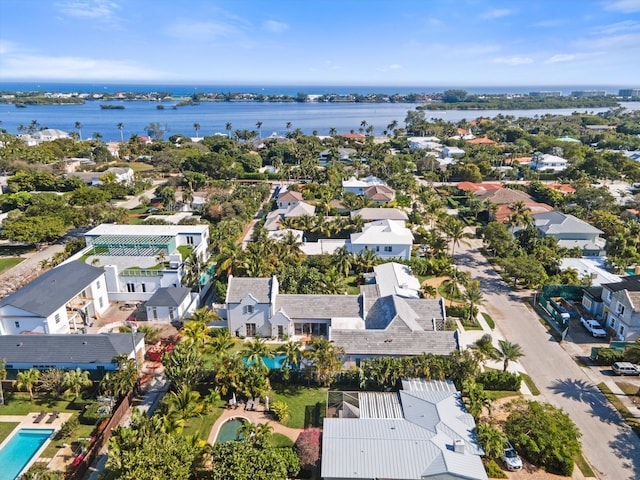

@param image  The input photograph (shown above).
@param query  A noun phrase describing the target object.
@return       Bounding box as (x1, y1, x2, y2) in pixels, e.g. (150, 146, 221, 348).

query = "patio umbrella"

(232, 392, 237, 405)
(264, 395, 269, 411)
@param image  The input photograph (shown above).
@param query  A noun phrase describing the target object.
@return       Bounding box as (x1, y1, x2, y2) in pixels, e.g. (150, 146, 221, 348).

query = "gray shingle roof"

(533, 211, 603, 235)
(276, 294, 362, 319)
(330, 329, 457, 356)
(603, 275, 640, 292)
(226, 276, 272, 304)
(0, 261, 103, 317)
(0, 333, 144, 365)
(145, 287, 191, 307)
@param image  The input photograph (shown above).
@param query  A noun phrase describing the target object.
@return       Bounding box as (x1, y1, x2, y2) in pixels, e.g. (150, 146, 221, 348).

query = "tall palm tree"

(497, 340, 524, 372)
(193, 123, 201, 139)
(75, 121, 83, 141)
(16, 368, 40, 401)
(117, 122, 124, 142)
(208, 330, 236, 357)
(477, 423, 506, 459)
(190, 306, 220, 324)
(463, 280, 484, 324)
(440, 217, 472, 257)
(256, 121, 263, 138)
(166, 388, 204, 422)
(286, 122, 292, 134)
(62, 368, 92, 399)
(305, 338, 344, 387)
(332, 246, 354, 277)
(277, 341, 303, 370)
(329, 127, 337, 136)
(182, 321, 211, 347)
(355, 248, 379, 273)
(225, 122, 232, 138)
(216, 240, 242, 276)
(242, 338, 273, 371)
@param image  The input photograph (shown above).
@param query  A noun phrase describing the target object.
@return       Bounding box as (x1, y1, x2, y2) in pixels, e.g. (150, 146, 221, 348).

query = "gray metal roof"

(0, 333, 144, 365)
(145, 287, 191, 307)
(0, 261, 104, 317)
(358, 392, 403, 419)
(321, 380, 487, 480)
(331, 329, 457, 356)
(276, 294, 362, 319)
(226, 276, 273, 304)
(533, 211, 603, 235)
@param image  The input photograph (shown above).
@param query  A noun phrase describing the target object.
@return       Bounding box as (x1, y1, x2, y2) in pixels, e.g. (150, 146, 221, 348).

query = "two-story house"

(596, 275, 640, 341)
(530, 152, 568, 172)
(532, 211, 606, 256)
(349, 219, 414, 260)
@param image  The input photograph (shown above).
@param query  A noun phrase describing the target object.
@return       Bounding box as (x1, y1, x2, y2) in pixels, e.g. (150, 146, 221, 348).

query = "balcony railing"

(120, 269, 164, 277)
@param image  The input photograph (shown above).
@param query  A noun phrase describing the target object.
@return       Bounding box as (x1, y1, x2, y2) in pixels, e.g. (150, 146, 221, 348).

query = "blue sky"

(0, 0, 639, 86)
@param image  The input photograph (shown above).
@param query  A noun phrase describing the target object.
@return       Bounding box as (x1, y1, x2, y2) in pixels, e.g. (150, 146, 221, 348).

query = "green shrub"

(79, 402, 111, 425)
(271, 400, 290, 423)
(478, 370, 521, 391)
(483, 458, 508, 479)
(55, 416, 79, 440)
(594, 348, 624, 366)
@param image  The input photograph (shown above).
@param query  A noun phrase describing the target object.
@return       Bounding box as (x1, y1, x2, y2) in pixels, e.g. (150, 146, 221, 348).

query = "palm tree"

(329, 127, 337, 136)
(253, 422, 273, 448)
(208, 330, 236, 357)
(476, 423, 506, 459)
(277, 341, 303, 370)
(74, 121, 83, 141)
(117, 122, 124, 142)
(225, 122, 232, 138)
(497, 339, 524, 372)
(463, 280, 484, 324)
(256, 121, 263, 138)
(237, 419, 256, 442)
(440, 217, 472, 257)
(286, 122, 292, 134)
(242, 338, 273, 371)
(193, 123, 201, 139)
(16, 368, 41, 401)
(332, 246, 354, 277)
(182, 321, 211, 347)
(355, 248, 379, 273)
(216, 240, 242, 276)
(442, 267, 471, 306)
(166, 388, 204, 422)
(387, 120, 398, 136)
(62, 368, 92, 399)
(305, 338, 344, 387)
(190, 306, 220, 324)
(470, 334, 500, 363)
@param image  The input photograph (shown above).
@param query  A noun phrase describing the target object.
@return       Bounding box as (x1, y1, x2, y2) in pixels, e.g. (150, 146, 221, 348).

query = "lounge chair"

(34, 411, 46, 423)
(45, 411, 59, 424)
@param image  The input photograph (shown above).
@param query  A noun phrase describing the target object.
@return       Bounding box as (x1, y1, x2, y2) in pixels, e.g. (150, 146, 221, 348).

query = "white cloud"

(55, 0, 120, 20)
(166, 20, 240, 41)
(0, 53, 170, 81)
(263, 20, 289, 33)
(546, 54, 576, 63)
(480, 8, 514, 19)
(593, 20, 640, 35)
(493, 56, 533, 65)
(602, 0, 640, 13)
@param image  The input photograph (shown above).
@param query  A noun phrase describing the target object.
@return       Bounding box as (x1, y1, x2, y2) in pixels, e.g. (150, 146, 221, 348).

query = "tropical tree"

(62, 368, 92, 399)
(355, 247, 379, 273)
(215, 239, 242, 276)
(182, 321, 211, 347)
(117, 122, 124, 142)
(256, 121, 263, 138)
(286, 122, 292, 134)
(441, 267, 471, 306)
(277, 340, 303, 370)
(193, 123, 201, 139)
(439, 217, 472, 257)
(497, 339, 524, 372)
(75, 121, 83, 141)
(242, 338, 273, 371)
(463, 380, 492, 421)
(470, 334, 500, 363)
(100, 358, 138, 399)
(162, 342, 204, 390)
(305, 338, 344, 387)
(208, 330, 236, 357)
(463, 280, 484, 324)
(16, 368, 41, 401)
(226, 122, 232, 138)
(476, 423, 506, 459)
(190, 306, 220, 324)
(165, 388, 204, 422)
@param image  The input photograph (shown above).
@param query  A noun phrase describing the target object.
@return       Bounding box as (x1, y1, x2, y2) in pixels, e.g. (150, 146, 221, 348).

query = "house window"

(582, 297, 592, 309)
(14, 321, 20, 328)
(186, 236, 194, 245)
(243, 305, 255, 314)
(169, 307, 176, 321)
(246, 323, 256, 337)
(384, 246, 392, 252)
(54, 313, 61, 324)
(141, 284, 146, 293)
(126, 283, 135, 293)
(152, 308, 158, 320)
(617, 303, 625, 315)
(620, 325, 625, 335)
(375, 246, 380, 252)
(606, 290, 612, 301)
(96, 280, 101, 289)
(99, 297, 104, 308)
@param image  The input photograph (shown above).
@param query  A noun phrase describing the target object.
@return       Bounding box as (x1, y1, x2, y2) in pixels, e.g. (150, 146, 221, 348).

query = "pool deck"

(207, 403, 302, 445)
(0, 412, 71, 476)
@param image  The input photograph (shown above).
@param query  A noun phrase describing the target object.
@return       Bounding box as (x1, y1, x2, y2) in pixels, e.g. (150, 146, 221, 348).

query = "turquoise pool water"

(243, 355, 287, 370)
(0, 428, 54, 480)
(215, 418, 244, 443)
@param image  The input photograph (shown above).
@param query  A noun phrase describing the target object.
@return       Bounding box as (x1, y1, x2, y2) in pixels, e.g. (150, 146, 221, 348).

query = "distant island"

(0, 87, 637, 109)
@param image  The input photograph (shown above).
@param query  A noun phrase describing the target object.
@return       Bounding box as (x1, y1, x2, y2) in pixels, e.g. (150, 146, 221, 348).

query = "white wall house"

(598, 276, 640, 341)
(342, 176, 386, 195)
(0, 261, 109, 335)
(442, 146, 465, 158)
(144, 287, 196, 323)
(530, 152, 568, 172)
(63, 224, 210, 302)
(349, 219, 414, 260)
(276, 190, 304, 209)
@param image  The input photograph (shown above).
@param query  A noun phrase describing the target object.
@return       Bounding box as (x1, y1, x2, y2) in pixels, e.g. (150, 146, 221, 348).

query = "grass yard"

(41, 419, 96, 458)
(486, 391, 521, 401)
(270, 386, 327, 429)
(182, 405, 226, 439)
(345, 275, 360, 295)
(0, 422, 19, 443)
(0, 392, 79, 415)
(481, 312, 495, 329)
(597, 383, 640, 437)
(0, 257, 24, 274)
(520, 373, 541, 396)
(574, 452, 596, 478)
(271, 433, 294, 447)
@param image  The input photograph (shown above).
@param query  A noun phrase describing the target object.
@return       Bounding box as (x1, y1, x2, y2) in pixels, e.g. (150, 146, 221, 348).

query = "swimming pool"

(215, 418, 245, 443)
(243, 355, 287, 370)
(0, 428, 54, 480)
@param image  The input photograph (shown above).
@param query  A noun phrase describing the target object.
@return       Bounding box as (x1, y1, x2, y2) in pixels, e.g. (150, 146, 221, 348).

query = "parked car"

(580, 317, 607, 338)
(501, 441, 523, 471)
(612, 362, 640, 376)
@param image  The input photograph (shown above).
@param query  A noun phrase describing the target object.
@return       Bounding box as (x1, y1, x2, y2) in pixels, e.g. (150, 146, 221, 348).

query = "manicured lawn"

(182, 405, 226, 439)
(0, 392, 78, 415)
(0, 257, 24, 274)
(486, 391, 521, 401)
(481, 312, 495, 329)
(597, 383, 640, 437)
(0, 422, 19, 443)
(345, 275, 360, 295)
(520, 373, 541, 396)
(271, 433, 294, 447)
(270, 386, 327, 429)
(574, 452, 596, 478)
(41, 419, 96, 458)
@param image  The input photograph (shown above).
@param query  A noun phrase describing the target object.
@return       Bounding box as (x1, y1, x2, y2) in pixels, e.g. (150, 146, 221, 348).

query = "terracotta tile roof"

(457, 128, 471, 135)
(457, 182, 502, 193)
(466, 137, 496, 145)
(546, 183, 576, 195)
(340, 133, 366, 139)
(494, 202, 553, 223)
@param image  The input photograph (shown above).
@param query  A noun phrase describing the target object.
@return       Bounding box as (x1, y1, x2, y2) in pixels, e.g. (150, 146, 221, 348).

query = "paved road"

(455, 238, 640, 480)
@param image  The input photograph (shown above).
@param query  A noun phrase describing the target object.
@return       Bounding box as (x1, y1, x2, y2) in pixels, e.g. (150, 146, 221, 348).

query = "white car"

(580, 317, 607, 338)
(501, 441, 523, 471)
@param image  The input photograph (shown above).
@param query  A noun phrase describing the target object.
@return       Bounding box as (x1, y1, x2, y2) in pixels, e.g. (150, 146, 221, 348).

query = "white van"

(612, 362, 640, 376)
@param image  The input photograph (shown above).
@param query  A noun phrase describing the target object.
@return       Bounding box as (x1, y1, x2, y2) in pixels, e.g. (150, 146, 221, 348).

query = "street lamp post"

(128, 322, 141, 378)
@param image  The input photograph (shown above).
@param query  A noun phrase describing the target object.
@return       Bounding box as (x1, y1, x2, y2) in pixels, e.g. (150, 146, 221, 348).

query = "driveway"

(455, 238, 640, 480)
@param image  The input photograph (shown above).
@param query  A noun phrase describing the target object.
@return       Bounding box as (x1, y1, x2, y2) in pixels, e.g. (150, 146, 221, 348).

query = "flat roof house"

(322, 378, 487, 480)
(350, 219, 414, 260)
(0, 261, 109, 335)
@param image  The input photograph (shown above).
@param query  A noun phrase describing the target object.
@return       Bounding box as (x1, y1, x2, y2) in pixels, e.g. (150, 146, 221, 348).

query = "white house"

(442, 146, 465, 158)
(373, 262, 422, 298)
(409, 137, 442, 150)
(530, 152, 568, 172)
(144, 287, 196, 323)
(349, 219, 414, 260)
(65, 224, 210, 302)
(0, 261, 109, 335)
(532, 211, 606, 256)
(19, 129, 70, 146)
(66, 167, 134, 186)
(596, 275, 640, 341)
(276, 189, 304, 209)
(319, 148, 357, 163)
(342, 176, 386, 195)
